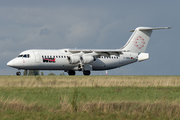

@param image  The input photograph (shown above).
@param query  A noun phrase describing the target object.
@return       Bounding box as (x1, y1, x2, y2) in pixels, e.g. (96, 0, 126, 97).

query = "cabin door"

(119, 54, 124, 65)
(33, 51, 40, 63)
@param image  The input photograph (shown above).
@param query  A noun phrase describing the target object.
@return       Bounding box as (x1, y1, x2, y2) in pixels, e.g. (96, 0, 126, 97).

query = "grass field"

(0, 76, 180, 119)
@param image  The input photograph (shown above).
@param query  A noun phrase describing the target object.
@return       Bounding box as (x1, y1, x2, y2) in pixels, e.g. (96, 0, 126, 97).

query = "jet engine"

(80, 55, 96, 64)
(67, 55, 80, 64)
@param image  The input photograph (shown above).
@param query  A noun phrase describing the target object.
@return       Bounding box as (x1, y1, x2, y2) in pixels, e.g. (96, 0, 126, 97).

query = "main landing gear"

(67, 70, 91, 76)
(83, 71, 91, 76)
(68, 70, 76, 76)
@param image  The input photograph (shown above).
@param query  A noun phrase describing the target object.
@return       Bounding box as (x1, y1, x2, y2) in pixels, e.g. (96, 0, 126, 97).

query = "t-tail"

(121, 27, 170, 53)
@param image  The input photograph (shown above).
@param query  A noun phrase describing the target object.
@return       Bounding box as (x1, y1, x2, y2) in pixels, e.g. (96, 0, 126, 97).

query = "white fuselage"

(7, 49, 138, 71)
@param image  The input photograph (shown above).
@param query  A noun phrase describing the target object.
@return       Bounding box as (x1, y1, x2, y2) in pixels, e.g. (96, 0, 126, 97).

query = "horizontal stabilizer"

(130, 27, 171, 32)
(138, 53, 149, 62)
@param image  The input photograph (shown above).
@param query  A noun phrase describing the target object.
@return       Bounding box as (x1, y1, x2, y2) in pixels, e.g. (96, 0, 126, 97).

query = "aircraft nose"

(7, 60, 14, 67)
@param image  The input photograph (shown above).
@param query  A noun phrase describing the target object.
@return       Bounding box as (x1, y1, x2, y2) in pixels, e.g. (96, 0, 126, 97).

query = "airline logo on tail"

(134, 36, 145, 49)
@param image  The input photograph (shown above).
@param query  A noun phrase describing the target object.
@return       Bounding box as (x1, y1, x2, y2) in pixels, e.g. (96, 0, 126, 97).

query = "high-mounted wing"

(69, 49, 123, 57)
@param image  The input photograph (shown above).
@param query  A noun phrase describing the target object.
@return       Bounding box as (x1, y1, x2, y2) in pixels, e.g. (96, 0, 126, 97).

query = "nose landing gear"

(16, 70, 21, 76)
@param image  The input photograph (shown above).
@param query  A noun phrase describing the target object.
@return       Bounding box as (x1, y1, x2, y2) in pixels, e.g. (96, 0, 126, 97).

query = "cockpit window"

(18, 55, 23, 57)
(18, 54, 30, 58)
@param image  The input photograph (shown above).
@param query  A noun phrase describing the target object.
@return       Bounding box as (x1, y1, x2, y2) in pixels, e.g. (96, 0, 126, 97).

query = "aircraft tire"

(16, 71, 21, 76)
(83, 71, 91, 76)
(68, 70, 76, 76)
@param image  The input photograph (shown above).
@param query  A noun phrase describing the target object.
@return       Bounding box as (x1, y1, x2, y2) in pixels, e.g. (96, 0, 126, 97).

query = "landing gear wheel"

(68, 70, 76, 76)
(83, 71, 91, 76)
(16, 71, 21, 76)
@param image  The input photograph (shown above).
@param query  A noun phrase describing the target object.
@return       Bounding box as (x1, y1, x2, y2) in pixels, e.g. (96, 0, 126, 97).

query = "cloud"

(39, 28, 51, 36)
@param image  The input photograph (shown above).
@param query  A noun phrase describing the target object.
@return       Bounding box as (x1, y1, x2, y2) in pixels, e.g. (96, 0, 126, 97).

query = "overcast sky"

(1, 0, 179, 75)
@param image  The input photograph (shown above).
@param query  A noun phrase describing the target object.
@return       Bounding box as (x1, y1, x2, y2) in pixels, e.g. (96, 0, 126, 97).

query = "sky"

(0, 0, 179, 75)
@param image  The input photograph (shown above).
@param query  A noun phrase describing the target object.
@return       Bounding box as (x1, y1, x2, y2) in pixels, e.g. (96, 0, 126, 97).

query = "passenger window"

(56, 56, 58, 58)
(64, 56, 66, 58)
(47, 56, 49, 58)
(59, 56, 60, 58)
(61, 56, 63, 58)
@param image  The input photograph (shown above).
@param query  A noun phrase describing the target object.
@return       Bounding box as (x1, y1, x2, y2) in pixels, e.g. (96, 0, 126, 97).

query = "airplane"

(7, 27, 170, 76)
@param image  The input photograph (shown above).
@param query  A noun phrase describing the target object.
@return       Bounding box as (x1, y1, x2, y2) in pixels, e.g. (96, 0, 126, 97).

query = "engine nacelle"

(67, 55, 80, 64)
(80, 55, 96, 64)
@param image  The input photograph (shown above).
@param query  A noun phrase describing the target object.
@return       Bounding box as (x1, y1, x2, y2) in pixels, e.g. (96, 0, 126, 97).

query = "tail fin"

(121, 27, 170, 53)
